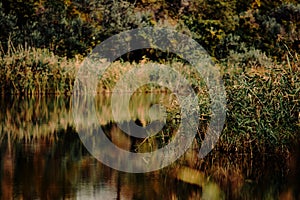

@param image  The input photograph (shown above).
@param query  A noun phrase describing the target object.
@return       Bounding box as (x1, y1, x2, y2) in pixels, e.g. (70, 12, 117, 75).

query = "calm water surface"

(0, 95, 299, 199)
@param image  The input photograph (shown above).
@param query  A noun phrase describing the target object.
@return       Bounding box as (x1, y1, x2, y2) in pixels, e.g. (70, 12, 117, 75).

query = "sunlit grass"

(0, 42, 79, 95)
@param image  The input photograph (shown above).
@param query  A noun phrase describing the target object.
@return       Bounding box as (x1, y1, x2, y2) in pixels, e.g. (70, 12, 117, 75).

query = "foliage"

(232, 2, 300, 61)
(1, 0, 299, 60)
(181, 0, 239, 57)
(175, 0, 299, 60)
(262, 3, 300, 58)
(0, 0, 145, 58)
(100, 0, 141, 38)
(0, 3, 19, 47)
(226, 46, 273, 68)
(1, 41, 299, 153)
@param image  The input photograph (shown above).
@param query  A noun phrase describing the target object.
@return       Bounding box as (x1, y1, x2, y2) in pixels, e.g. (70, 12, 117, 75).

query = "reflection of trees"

(1, 127, 104, 199)
(0, 127, 201, 200)
(1, 128, 74, 199)
(1, 135, 14, 200)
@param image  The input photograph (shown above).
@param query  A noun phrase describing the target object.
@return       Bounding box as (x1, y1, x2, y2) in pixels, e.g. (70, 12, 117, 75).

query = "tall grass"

(0, 42, 79, 95)
(220, 56, 300, 153)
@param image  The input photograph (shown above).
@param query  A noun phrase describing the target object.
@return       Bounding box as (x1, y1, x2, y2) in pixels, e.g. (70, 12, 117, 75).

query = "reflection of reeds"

(0, 96, 73, 142)
(95, 92, 182, 125)
(0, 93, 184, 142)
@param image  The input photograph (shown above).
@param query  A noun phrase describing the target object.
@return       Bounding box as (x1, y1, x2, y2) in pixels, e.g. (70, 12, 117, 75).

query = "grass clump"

(220, 59, 300, 153)
(0, 43, 78, 95)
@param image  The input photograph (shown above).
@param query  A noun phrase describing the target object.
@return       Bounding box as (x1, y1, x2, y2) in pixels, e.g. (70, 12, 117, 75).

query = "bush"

(181, 0, 239, 57)
(0, 3, 19, 47)
(0, 0, 145, 58)
(232, 2, 300, 61)
(226, 47, 273, 68)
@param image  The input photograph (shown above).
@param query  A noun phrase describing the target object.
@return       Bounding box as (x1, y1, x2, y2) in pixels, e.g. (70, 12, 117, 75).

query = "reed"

(219, 56, 299, 153)
(0, 42, 79, 95)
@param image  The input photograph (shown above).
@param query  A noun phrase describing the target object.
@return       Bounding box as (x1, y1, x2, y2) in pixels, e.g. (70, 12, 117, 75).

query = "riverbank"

(1, 45, 299, 155)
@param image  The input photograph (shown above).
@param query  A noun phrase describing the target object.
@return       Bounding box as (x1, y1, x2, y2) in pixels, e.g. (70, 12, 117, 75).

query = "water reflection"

(0, 129, 202, 199)
(0, 95, 299, 199)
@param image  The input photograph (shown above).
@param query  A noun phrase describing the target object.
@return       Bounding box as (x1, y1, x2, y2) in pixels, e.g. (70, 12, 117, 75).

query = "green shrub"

(0, 0, 145, 58)
(232, 2, 300, 61)
(181, 0, 239, 57)
(226, 47, 273, 68)
(0, 3, 19, 47)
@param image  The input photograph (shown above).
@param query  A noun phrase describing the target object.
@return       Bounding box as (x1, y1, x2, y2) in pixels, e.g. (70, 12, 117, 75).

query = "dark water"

(0, 95, 299, 199)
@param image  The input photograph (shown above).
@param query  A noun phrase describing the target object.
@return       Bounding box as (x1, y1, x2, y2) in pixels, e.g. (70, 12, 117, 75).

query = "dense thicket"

(0, 0, 299, 60)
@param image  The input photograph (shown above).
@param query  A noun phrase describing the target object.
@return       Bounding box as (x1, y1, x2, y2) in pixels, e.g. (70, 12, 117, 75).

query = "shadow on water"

(0, 95, 299, 199)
